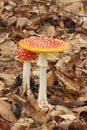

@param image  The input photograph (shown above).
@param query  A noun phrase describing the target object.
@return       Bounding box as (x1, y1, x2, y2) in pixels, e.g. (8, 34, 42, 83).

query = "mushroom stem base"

(38, 100, 48, 108)
(38, 100, 54, 110)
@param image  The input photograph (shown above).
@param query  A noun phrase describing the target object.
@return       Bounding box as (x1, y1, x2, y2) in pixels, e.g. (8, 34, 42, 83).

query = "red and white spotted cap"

(16, 48, 37, 60)
(18, 37, 70, 53)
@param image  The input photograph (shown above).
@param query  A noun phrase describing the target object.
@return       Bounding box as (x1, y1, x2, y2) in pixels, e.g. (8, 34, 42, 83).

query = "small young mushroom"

(16, 48, 37, 96)
(18, 37, 70, 108)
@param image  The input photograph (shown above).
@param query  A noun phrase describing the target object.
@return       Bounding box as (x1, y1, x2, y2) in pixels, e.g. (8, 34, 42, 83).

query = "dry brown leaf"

(80, 42, 87, 48)
(29, 127, 42, 130)
(8, 1, 16, 7)
(0, 0, 4, 8)
(0, 37, 5, 43)
(56, 55, 71, 69)
(16, 17, 29, 28)
(76, 34, 87, 44)
(61, 0, 84, 15)
(65, 53, 81, 69)
(59, 21, 65, 28)
(11, 124, 25, 130)
(10, 94, 26, 105)
(64, 99, 85, 108)
(71, 43, 81, 54)
(11, 117, 34, 130)
(0, 99, 17, 122)
(47, 71, 54, 87)
(72, 106, 87, 113)
(7, 16, 17, 26)
(83, 124, 87, 130)
(27, 93, 38, 109)
(47, 26, 56, 37)
(55, 71, 80, 91)
(0, 40, 17, 55)
(23, 0, 29, 6)
(46, 122, 57, 130)
(31, 15, 48, 25)
(0, 81, 5, 91)
(82, 17, 87, 29)
(31, 111, 47, 125)
(21, 100, 37, 118)
(68, 122, 87, 130)
(47, 53, 58, 62)
(59, 113, 76, 120)
(48, 105, 76, 129)
(41, 125, 48, 130)
(59, 120, 74, 130)
(15, 7, 29, 16)
(0, 33, 9, 43)
(0, 119, 10, 130)
(49, 105, 76, 119)
(4, 5, 12, 11)
(79, 93, 87, 102)
(0, 73, 16, 86)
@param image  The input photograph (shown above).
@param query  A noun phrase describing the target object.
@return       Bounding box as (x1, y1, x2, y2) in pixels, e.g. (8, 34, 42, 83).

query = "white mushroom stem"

(37, 53, 48, 107)
(22, 60, 31, 96)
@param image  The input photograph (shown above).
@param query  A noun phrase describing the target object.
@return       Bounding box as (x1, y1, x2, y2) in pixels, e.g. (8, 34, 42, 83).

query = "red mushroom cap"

(18, 37, 70, 53)
(16, 48, 37, 60)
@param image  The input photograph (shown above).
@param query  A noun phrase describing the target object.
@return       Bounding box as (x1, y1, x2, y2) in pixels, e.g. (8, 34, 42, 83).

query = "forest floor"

(0, 0, 87, 130)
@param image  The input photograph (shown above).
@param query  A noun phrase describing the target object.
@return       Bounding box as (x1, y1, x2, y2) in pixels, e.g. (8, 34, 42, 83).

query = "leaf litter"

(0, 0, 87, 129)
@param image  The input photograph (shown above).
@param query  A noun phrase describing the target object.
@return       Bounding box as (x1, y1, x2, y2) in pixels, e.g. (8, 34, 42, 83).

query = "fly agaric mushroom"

(16, 48, 37, 96)
(18, 37, 70, 108)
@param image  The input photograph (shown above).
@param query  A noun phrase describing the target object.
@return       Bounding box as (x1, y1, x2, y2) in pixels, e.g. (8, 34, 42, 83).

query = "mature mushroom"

(16, 48, 37, 96)
(18, 37, 70, 108)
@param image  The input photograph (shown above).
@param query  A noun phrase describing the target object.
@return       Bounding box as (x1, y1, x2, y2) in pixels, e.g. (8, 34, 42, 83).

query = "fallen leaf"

(79, 93, 87, 102)
(7, 16, 17, 26)
(65, 53, 81, 69)
(0, 73, 16, 86)
(76, 34, 87, 44)
(72, 106, 87, 113)
(59, 120, 74, 130)
(4, 5, 12, 11)
(47, 26, 56, 37)
(23, 0, 30, 6)
(0, 99, 17, 122)
(8, 1, 16, 7)
(61, 0, 84, 16)
(59, 113, 76, 120)
(49, 105, 76, 120)
(59, 21, 65, 28)
(64, 99, 85, 108)
(11, 117, 34, 130)
(15, 7, 29, 16)
(0, 119, 10, 130)
(0, 0, 4, 8)
(0, 81, 5, 91)
(31, 15, 48, 26)
(47, 53, 58, 62)
(55, 71, 80, 91)
(48, 105, 76, 129)
(68, 122, 86, 130)
(16, 17, 29, 28)
(31, 111, 47, 125)
(47, 71, 54, 87)
(11, 124, 25, 130)
(0, 40, 17, 55)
